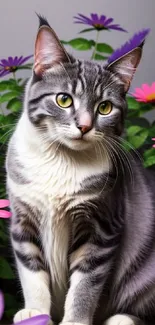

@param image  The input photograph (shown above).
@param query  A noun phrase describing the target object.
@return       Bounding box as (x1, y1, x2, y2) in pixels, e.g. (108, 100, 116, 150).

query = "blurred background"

(0, 0, 155, 90)
(1, 0, 155, 119)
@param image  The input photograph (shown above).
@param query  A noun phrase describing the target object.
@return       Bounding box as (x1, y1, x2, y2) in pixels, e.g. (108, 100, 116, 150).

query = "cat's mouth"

(61, 134, 93, 151)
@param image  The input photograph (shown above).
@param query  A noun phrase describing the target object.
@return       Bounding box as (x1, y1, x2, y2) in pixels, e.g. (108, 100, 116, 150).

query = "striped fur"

(6, 17, 155, 325)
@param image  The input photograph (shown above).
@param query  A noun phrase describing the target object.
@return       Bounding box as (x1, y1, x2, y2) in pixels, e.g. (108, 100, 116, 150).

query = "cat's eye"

(56, 93, 73, 108)
(98, 101, 113, 115)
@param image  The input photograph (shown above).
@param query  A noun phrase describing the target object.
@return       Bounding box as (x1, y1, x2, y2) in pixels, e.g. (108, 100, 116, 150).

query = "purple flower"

(0, 291, 4, 320)
(73, 13, 127, 32)
(12, 314, 51, 325)
(0, 55, 33, 77)
(108, 28, 150, 64)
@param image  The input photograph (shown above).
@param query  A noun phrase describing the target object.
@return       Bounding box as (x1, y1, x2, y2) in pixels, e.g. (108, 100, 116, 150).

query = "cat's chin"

(62, 138, 93, 151)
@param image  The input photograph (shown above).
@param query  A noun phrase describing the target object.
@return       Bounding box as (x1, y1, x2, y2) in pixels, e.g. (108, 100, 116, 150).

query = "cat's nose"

(77, 125, 92, 135)
(77, 112, 92, 135)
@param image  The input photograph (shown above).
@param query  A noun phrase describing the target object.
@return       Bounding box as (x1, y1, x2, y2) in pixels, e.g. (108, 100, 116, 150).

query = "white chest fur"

(7, 112, 110, 307)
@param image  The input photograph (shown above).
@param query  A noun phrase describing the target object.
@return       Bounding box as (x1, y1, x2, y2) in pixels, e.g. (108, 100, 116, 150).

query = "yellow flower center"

(5, 66, 17, 72)
(146, 93, 155, 102)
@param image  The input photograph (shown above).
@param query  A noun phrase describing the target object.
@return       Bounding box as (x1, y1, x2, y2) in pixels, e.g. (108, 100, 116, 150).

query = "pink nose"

(78, 112, 92, 134)
(78, 125, 92, 134)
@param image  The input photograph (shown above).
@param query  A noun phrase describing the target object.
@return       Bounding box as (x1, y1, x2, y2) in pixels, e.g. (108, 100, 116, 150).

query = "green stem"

(12, 71, 16, 80)
(91, 30, 100, 60)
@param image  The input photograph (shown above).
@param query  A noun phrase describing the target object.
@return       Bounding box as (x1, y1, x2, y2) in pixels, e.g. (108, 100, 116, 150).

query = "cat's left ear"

(106, 46, 143, 92)
(34, 21, 70, 76)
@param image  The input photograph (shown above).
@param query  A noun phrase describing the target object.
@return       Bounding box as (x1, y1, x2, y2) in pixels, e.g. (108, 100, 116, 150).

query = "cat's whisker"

(96, 141, 110, 194)
(94, 130, 132, 183)
(112, 134, 143, 163)
(105, 136, 134, 185)
(102, 136, 126, 180)
(99, 139, 119, 190)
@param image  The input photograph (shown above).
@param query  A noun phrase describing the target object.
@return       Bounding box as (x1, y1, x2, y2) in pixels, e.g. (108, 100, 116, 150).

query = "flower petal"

(103, 17, 113, 26)
(0, 70, 11, 77)
(16, 56, 23, 66)
(99, 15, 106, 24)
(107, 24, 127, 32)
(74, 13, 93, 25)
(1, 59, 9, 66)
(0, 210, 12, 218)
(8, 56, 14, 65)
(18, 55, 33, 66)
(13, 314, 51, 325)
(90, 13, 99, 24)
(0, 291, 4, 319)
(141, 83, 152, 95)
(0, 199, 10, 208)
(133, 87, 146, 96)
(108, 29, 150, 64)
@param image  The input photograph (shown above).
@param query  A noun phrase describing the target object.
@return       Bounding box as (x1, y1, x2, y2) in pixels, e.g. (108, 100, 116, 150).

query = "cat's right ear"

(34, 23, 70, 76)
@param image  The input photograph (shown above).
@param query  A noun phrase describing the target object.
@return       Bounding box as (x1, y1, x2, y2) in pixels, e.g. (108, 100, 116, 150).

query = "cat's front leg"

(60, 243, 113, 325)
(10, 198, 52, 323)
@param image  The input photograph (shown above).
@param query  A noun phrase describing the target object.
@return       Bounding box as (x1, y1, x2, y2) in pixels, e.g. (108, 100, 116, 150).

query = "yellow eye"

(56, 93, 73, 108)
(98, 101, 112, 115)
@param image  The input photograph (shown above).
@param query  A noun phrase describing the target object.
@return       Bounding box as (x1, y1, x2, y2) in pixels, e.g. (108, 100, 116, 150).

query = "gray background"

(0, 0, 155, 118)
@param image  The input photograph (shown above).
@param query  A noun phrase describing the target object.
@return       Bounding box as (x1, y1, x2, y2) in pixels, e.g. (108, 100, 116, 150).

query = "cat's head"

(26, 16, 143, 151)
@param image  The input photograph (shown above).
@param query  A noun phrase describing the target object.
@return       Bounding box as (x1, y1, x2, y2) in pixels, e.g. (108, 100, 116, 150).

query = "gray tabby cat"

(6, 16, 155, 325)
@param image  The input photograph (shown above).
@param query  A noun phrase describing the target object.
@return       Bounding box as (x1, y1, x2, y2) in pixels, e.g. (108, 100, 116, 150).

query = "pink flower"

(152, 138, 155, 148)
(0, 199, 12, 218)
(132, 82, 155, 103)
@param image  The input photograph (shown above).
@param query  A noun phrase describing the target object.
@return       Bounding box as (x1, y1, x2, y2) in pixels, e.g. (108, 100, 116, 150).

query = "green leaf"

(139, 103, 154, 115)
(143, 147, 155, 159)
(127, 96, 140, 110)
(0, 229, 8, 241)
(149, 124, 155, 138)
(4, 293, 19, 309)
(0, 91, 20, 103)
(61, 38, 93, 50)
(0, 81, 12, 91)
(94, 53, 108, 60)
(144, 154, 155, 167)
(128, 117, 150, 128)
(7, 98, 22, 112)
(17, 64, 33, 70)
(128, 129, 149, 149)
(79, 27, 96, 34)
(127, 125, 143, 137)
(96, 43, 113, 54)
(0, 79, 23, 92)
(0, 257, 15, 279)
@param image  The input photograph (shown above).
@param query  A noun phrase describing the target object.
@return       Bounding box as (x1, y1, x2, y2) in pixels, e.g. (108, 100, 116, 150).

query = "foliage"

(0, 12, 154, 324)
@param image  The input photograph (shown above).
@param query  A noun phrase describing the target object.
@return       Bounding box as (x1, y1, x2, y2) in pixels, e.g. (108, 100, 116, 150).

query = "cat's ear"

(34, 17, 70, 76)
(106, 46, 143, 92)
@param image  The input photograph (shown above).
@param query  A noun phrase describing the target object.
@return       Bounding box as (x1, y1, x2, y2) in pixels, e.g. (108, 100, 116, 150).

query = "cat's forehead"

(42, 59, 118, 95)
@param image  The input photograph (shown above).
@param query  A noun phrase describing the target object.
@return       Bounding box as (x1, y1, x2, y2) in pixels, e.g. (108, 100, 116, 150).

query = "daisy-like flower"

(108, 29, 150, 64)
(73, 13, 127, 32)
(0, 55, 33, 78)
(132, 82, 155, 103)
(0, 199, 12, 218)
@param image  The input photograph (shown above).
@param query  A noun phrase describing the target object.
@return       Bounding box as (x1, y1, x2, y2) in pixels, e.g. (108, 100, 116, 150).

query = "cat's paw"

(104, 314, 137, 325)
(60, 322, 86, 325)
(13, 308, 52, 324)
